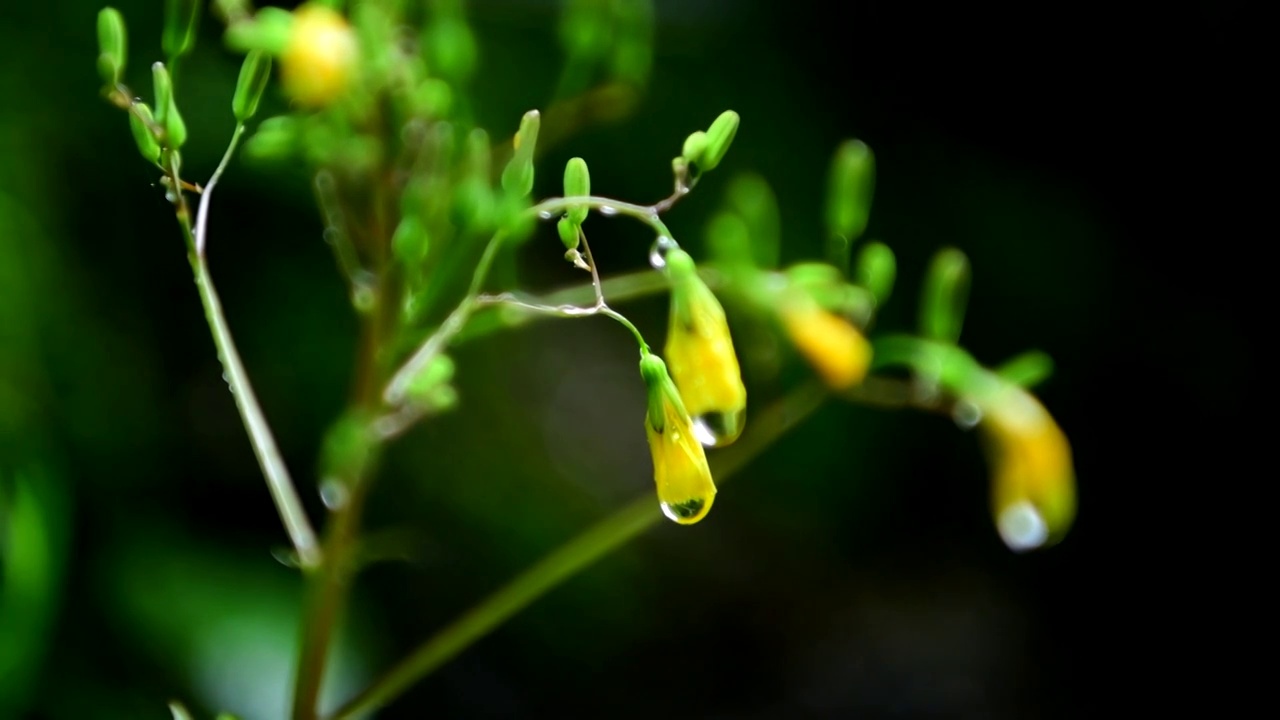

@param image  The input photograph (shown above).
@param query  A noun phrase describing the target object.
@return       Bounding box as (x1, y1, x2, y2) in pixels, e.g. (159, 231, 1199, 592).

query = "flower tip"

(661, 492, 715, 525)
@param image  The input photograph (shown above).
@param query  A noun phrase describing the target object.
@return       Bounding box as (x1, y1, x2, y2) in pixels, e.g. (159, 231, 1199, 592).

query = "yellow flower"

(778, 292, 872, 390)
(640, 354, 717, 524)
(281, 4, 357, 107)
(979, 385, 1077, 552)
(663, 249, 747, 446)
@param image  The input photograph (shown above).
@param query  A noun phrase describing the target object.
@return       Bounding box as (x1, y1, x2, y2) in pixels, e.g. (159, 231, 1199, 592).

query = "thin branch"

(327, 381, 827, 720)
(187, 124, 320, 568)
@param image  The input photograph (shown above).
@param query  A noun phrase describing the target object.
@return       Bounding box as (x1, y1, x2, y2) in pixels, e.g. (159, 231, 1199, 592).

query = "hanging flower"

(978, 384, 1077, 552)
(281, 3, 357, 107)
(640, 353, 717, 524)
(663, 248, 747, 446)
(778, 291, 872, 390)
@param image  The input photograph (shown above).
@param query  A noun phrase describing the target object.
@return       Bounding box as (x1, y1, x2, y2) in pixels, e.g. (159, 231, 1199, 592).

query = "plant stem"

(327, 381, 827, 720)
(532, 195, 675, 238)
(184, 125, 320, 568)
(383, 230, 506, 404)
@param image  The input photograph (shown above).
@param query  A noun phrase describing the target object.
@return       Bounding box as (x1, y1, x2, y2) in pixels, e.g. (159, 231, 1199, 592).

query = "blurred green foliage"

(0, 0, 1155, 718)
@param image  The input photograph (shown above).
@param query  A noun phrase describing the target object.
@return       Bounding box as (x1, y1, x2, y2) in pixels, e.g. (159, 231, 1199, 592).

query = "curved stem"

(184, 125, 320, 568)
(383, 231, 506, 405)
(327, 381, 827, 720)
(532, 195, 674, 239)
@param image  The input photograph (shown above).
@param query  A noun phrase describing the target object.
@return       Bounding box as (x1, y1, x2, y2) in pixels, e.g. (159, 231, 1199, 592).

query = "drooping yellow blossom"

(281, 4, 357, 107)
(778, 292, 872, 390)
(978, 384, 1077, 552)
(663, 248, 747, 446)
(640, 353, 717, 525)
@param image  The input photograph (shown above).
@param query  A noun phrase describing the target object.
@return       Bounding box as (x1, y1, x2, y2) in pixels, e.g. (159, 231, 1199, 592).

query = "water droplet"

(997, 500, 1049, 552)
(661, 497, 710, 524)
(319, 478, 349, 510)
(598, 205, 619, 216)
(270, 546, 303, 568)
(322, 227, 341, 246)
(352, 285, 377, 312)
(951, 399, 983, 430)
(691, 409, 746, 448)
(537, 210, 554, 220)
(649, 235, 678, 269)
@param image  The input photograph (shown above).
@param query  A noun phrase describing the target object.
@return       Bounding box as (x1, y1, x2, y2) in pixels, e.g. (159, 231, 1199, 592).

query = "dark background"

(1, 1, 1257, 717)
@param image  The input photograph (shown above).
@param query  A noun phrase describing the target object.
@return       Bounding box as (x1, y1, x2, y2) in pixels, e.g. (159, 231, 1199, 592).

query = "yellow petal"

(981, 388, 1076, 551)
(647, 397, 717, 525)
(779, 297, 871, 390)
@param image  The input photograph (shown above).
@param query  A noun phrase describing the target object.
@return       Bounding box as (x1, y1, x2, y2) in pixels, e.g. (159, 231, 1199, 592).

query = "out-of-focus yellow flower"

(979, 385, 1077, 552)
(778, 292, 872, 390)
(640, 353, 717, 525)
(663, 248, 746, 446)
(281, 4, 357, 107)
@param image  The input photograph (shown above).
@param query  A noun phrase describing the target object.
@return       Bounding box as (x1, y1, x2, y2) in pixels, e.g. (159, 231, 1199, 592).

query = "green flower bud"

(224, 6, 294, 55)
(128, 103, 161, 164)
(97, 7, 127, 86)
(704, 211, 753, 272)
(163, 0, 202, 59)
(392, 215, 429, 267)
(681, 130, 707, 166)
(558, 0, 611, 61)
(424, 0, 477, 83)
(919, 247, 971, 344)
(232, 51, 272, 123)
(563, 156, 590, 224)
(723, 173, 780, 269)
(558, 215, 580, 251)
(700, 110, 739, 172)
(853, 241, 896, 307)
(151, 62, 187, 148)
(501, 109, 540, 198)
(243, 115, 300, 162)
(411, 78, 453, 118)
(825, 139, 876, 268)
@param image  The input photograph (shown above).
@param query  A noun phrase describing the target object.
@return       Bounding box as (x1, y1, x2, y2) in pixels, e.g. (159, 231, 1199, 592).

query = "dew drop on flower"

(649, 235, 678, 269)
(319, 478, 349, 510)
(951, 399, 983, 430)
(691, 409, 745, 448)
(997, 500, 1049, 552)
(661, 496, 710, 524)
(270, 546, 303, 568)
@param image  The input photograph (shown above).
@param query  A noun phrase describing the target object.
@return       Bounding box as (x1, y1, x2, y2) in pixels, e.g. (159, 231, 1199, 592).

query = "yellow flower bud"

(979, 386, 1076, 552)
(280, 4, 357, 108)
(640, 354, 717, 525)
(778, 293, 872, 390)
(663, 249, 746, 447)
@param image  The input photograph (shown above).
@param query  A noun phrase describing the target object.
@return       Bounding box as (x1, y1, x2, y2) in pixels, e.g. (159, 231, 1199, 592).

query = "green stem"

(327, 382, 827, 719)
(383, 230, 505, 404)
(183, 125, 320, 568)
(532, 195, 674, 238)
